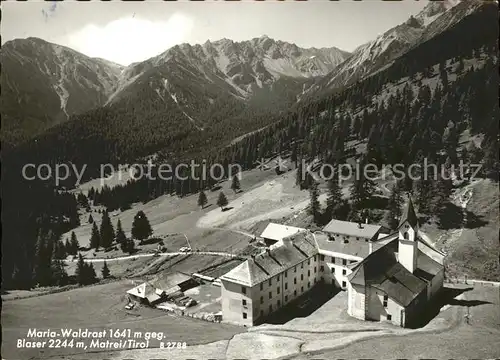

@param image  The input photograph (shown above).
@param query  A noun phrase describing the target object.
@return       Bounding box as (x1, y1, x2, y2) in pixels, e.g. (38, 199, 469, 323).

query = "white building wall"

(318, 251, 362, 290)
(365, 288, 404, 326)
(347, 283, 366, 320)
(221, 280, 255, 326)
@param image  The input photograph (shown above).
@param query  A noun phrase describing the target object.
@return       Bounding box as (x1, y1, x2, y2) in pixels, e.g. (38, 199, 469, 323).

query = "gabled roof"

(151, 272, 192, 292)
(322, 219, 381, 239)
(260, 223, 306, 242)
(126, 282, 155, 299)
(399, 195, 419, 228)
(348, 237, 442, 307)
(220, 231, 317, 287)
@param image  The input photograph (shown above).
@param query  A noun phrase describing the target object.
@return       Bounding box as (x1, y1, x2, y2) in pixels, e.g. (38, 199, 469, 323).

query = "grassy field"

(1, 280, 244, 360)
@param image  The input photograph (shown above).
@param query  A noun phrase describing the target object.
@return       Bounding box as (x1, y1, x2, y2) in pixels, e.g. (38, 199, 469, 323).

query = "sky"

(2, 0, 429, 66)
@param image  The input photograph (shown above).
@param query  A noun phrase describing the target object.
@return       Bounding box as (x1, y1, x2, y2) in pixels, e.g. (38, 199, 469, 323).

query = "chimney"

(365, 218, 368, 224)
(369, 242, 373, 254)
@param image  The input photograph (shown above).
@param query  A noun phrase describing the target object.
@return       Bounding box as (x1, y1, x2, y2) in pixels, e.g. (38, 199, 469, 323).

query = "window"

(285, 270, 287, 278)
(356, 237, 360, 240)
(243, 312, 247, 319)
(301, 274, 304, 280)
(277, 275, 280, 281)
(320, 265, 324, 272)
(277, 287, 280, 294)
(331, 257, 335, 263)
(285, 295, 288, 302)
(294, 290, 297, 296)
(331, 267, 335, 274)
(342, 269, 347, 275)
(387, 314, 392, 321)
(269, 279, 272, 286)
(308, 270, 310, 277)
(320, 255, 325, 261)
(404, 232, 409, 240)
(294, 266, 297, 273)
(277, 300, 281, 307)
(269, 292, 272, 299)
(301, 286, 304, 293)
(242, 299, 247, 306)
(383, 294, 388, 307)
(294, 278, 297, 284)
(342, 281, 346, 288)
(342, 259, 347, 266)
(383, 300, 388, 307)
(242, 286, 246, 294)
(307, 281, 310, 288)
(308, 259, 310, 265)
(314, 267, 317, 273)
(260, 283, 263, 291)
(301, 263, 304, 269)
(285, 283, 288, 290)
(365, 238, 369, 242)
(260, 296, 263, 304)
(314, 278, 317, 284)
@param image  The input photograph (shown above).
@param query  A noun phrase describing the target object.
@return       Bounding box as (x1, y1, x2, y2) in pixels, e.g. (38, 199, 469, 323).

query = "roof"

(399, 196, 419, 228)
(151, 272, 193, 291)
(220, 231, 317, 287)
(260, 223, 306, 242)
(322, 219, 381, 239)
(314, 232, 370, 258)
(348, 239, 438, 307)
(126, 282, 155, 299)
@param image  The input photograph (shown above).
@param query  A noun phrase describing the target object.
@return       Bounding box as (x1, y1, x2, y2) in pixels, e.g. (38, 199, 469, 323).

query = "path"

(64, 251, 237, 264)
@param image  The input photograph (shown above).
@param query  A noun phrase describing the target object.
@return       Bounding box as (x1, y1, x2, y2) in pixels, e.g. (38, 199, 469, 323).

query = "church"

(346, 197, 445, 327)
(219, 196, 445, 327)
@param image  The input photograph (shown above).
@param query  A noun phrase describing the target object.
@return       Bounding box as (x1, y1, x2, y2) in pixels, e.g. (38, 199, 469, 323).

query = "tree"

(197, 190, 208, 209)
(217, 192, 228, 210)
(86, 263, 97, 284)
(385, 184, 404, 230)
(231, 175, 241, 193)
(69, 231, 79, 255)
(90, 222, 101, 249)
(100, 210, 115, 249)
(115, 219, 126, 245)
(296, 161, 304, 189)
(101, 261, 110, 279)
(121, 237, 135, 254)
(50, 246, 68, 286)
(75, 253, 86, 285)
(308, 181, 321, 224)
(131, 211, 153, 242)
(88, 214, 94, 224)
(325, 174, 345, 221)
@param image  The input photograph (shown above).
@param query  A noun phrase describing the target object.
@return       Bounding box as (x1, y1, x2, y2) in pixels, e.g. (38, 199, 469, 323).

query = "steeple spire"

(399, 194, 418, 229)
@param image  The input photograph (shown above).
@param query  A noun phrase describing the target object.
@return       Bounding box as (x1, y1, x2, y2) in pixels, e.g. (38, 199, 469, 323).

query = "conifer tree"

(325, 174, 345, 221)
(115, 219, 127, 245)
(101, 261, 110, 279)
(64, 238, 71, 255)
(308, 180, 321, 224)
(385, 184, 404, 230)
(75, 253, 86, 285)
(70, 231, 79, 255)
(197, 190, 208, 209)
(50, 246, 68, 286)
(217, 192, 228, 211)
(296, 161, 304, 189)
(230, 175, 241, 193)
(90, 222, 101, 249)
(88, 214, 94, 224)
(131, 211, 153, 242)
(100, 210, 115, 248)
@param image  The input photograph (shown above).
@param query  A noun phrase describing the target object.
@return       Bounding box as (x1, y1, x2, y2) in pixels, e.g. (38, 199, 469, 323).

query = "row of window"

(319, 255, 357, 266)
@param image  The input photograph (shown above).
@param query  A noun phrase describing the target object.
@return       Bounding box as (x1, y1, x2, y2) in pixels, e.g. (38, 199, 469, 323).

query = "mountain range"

(0, 0, 492, 152)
